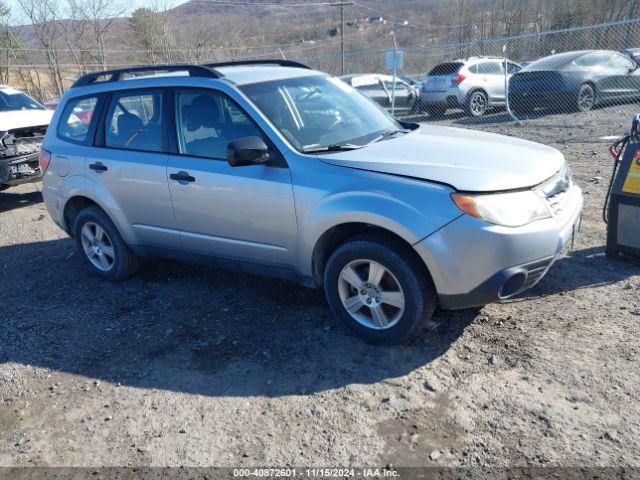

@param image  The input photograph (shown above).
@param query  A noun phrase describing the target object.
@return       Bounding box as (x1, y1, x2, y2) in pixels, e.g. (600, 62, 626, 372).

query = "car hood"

(317, 125, 565, 192)
(0, 109, 53, 132)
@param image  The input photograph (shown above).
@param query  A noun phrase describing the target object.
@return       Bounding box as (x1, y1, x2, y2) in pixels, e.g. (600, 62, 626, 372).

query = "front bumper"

(0, 153, 42, 187)
(415, 184, 583, 310)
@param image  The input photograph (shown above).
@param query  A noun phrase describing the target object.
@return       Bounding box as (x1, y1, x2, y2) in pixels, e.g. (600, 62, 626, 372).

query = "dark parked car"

(509, 50, 640, 113)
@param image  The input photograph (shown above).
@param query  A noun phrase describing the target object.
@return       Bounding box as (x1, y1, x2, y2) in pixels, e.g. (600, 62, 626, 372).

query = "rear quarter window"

(57, 96, 98, 143)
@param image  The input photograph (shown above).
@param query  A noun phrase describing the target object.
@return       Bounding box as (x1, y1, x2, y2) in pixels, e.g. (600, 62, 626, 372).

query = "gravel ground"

(0, 105, 639, 469)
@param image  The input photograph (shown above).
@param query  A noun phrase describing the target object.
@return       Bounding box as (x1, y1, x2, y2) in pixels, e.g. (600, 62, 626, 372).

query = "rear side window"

(481, 62, 503, 75)
(57, 96, 98, 143)
(429, 63, 463, 75)
(104, 90, 163, 152)
(574, 52, 610, 68)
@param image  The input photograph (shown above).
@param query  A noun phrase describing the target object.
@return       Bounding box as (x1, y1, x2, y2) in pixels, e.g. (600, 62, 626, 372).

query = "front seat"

(116, 113, 145, 148)
(182, 95, 228, 158)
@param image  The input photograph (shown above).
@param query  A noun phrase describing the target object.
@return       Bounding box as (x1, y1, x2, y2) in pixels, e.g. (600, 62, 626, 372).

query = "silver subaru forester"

(40, 61, 582, 344)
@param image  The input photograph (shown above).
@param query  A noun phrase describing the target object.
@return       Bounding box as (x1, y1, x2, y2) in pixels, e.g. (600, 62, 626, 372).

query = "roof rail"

(71, 64, 223, 88)
(203, 59, 311, 70)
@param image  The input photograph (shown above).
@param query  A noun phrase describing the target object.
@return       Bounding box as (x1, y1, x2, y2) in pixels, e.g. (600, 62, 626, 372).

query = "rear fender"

(59, 176, 137, 243)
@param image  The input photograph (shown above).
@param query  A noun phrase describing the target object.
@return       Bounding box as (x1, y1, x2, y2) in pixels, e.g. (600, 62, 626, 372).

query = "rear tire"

(425, 104, 447, 118)
(466, 90, 488, 117)
(73, 206, 140, 281)
(324, 233, 437, 345)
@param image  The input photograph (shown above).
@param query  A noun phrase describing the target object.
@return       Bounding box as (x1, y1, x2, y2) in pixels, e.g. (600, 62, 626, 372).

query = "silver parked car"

(41, 61, 582, 344)
(420, 56, 522, 117)
(340, 73, 420, 114)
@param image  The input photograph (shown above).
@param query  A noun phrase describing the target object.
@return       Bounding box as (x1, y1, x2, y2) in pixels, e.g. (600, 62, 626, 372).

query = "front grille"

(537, 167, 577, 219)
(546, 187, 573, 217)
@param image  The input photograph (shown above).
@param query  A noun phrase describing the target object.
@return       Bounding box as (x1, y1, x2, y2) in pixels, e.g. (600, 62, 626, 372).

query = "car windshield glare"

(0, 89, 44, 111)
(240, 75, 402, 152)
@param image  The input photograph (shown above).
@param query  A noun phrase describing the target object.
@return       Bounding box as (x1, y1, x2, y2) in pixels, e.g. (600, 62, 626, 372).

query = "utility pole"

(331, 2, 353, 76)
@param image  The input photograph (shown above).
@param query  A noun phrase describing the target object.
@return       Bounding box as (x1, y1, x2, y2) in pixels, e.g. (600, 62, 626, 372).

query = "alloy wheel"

(470, 92, 487, 116)
(337, 259, 406, 330)
(578, 85, 595, 111)
(80, 221, 115, 272)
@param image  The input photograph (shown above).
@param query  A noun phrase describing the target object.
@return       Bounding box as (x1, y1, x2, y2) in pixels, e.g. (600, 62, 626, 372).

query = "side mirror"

(227, 136, 269, 167)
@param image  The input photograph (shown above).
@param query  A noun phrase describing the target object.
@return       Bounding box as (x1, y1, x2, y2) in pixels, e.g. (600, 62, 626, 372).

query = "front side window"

(57, 96, 98, 143)
(241, 75, 402, 152)
(175, 89, 263, 159)
(104, 90, 163, 152)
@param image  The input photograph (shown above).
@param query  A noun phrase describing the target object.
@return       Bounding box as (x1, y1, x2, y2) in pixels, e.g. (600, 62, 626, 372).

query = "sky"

(5, 0, 189, 22)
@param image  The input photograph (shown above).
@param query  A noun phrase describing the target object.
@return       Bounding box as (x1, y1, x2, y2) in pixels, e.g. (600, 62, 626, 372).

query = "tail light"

(39, 148, 52, 173)
(451, 74, 466, 85)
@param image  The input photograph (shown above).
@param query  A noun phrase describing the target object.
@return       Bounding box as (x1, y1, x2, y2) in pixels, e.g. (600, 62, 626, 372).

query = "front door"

(166, 88, 298, 267)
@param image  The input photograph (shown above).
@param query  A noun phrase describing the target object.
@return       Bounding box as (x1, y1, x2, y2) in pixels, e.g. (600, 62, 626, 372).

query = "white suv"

(419, 57, 521, 117)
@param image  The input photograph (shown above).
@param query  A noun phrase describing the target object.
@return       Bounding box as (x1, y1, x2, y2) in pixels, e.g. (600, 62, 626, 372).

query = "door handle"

(170, 171, 196, 183)
(89, 162, 108, 173)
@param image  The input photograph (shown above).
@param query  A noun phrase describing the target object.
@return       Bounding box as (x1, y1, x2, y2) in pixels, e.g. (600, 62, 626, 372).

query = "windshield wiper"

(369, 129, 411, 145)
(303, 143, 363, 154)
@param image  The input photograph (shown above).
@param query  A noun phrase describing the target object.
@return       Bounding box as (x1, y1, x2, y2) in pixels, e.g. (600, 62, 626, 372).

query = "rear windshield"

(428, 63, 463, 75)
(524, 51, 588, 71)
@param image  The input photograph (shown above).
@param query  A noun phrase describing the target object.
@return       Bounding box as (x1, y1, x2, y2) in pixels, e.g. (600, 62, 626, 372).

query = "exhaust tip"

(499, 272, 527, 299)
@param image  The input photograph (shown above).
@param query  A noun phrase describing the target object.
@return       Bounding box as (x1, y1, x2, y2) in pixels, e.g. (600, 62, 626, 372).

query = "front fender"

(296, 179, 462, 278)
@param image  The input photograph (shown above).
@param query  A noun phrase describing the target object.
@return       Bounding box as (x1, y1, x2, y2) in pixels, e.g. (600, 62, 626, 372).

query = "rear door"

(480, 61, 506, 104)
(86, 88, 179, 248)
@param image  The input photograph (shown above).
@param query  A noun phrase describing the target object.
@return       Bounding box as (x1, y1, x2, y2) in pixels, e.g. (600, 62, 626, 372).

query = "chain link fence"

(4, 18, 640, 125)
(291, 18, 640, 123)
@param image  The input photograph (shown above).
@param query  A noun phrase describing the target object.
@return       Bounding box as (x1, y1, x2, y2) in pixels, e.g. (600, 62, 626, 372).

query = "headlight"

(451, 190, 551, 227)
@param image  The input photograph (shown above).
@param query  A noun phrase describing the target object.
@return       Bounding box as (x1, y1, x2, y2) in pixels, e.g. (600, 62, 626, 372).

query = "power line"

(180, 1, 335, 7)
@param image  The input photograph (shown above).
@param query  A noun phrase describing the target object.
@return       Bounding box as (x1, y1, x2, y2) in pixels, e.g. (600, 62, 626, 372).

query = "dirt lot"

(1, 105, 639, 469)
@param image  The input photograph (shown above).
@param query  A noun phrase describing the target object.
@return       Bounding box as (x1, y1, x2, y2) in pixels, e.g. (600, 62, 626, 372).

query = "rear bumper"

(419, 90, 463, 107)
(414, 185, 583, 310)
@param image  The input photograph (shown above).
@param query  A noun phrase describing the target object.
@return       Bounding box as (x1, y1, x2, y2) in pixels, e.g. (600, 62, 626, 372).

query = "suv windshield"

(240, 75, 402, 152)
(0, 89, 44, 112)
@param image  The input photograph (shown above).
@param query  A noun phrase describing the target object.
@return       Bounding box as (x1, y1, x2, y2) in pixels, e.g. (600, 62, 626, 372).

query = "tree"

(16, 0, 64, 96)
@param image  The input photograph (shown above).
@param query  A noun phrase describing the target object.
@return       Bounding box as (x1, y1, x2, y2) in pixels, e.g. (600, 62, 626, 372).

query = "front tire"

(324, 234, 437, 345)
(73, 206, 139, 281)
